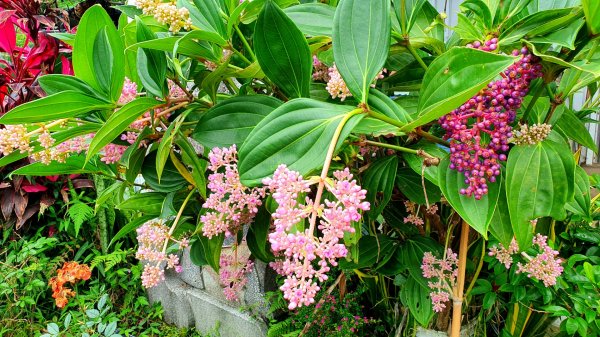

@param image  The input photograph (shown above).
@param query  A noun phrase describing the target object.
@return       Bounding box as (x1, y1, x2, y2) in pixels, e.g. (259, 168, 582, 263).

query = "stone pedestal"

(147, 246, 273, 337)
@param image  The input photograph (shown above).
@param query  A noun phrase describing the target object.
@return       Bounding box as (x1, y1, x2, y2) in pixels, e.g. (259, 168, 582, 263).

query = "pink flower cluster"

(100, 143, 128, 164)
(439, 46, 542, 199)
(516, 234, 563, 287)
(489, 238, 519, 269)
(119, 77, 138, 104)
(421, 249, 458, 312)
(219, 253, 254, 302)
(135, 220, 189, 288)
(325, 65, 386, 101)
(312, 56, 330, 82)
(263, 165, 369, 310)
(200, 145, 265, 238)
(0, 125, 31, 156)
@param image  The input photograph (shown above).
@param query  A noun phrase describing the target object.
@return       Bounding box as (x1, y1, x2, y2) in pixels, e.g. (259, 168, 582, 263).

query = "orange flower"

(49, 261, 91, 308)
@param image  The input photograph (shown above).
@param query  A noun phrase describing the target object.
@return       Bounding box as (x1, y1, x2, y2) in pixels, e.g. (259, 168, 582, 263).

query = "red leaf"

(61, 55, 73, 75)
(72, 179, 94, 189)
(0, 16, 16, 54)
(45, 175, 60, 182)
(21, 183, 47, 193)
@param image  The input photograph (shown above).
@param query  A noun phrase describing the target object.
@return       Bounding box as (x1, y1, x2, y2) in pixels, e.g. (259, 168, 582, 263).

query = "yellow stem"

(162, 189, 196, 254)
(25, 119, 69, 138)
(138, 101, 190, 124)
(451, 220, 470, 337)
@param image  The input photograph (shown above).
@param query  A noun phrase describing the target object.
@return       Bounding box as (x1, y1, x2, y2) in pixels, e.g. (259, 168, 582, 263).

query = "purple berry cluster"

(439, 44, 542, 199)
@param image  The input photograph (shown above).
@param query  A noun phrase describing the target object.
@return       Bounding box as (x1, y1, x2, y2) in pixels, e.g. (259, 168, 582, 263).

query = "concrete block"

(179, 247, 205, 289)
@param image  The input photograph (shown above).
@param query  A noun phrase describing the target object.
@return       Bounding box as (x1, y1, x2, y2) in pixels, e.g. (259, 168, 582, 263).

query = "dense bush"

(0, 0, 599, 336)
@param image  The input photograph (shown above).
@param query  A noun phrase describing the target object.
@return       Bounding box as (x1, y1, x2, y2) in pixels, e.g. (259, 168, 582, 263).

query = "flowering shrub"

(0, 0, 599, 336)
(48, 261, 91, 308)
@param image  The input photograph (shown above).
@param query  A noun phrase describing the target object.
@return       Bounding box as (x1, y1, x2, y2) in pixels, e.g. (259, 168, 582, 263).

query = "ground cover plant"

(0, 0, 599, 336)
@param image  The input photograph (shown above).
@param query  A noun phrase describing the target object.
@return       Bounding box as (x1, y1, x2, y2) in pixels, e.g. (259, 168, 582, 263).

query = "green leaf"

(95, 181, 123, 213)
(339, 235, 395, 269)
(404, 141, 448, 185)
(333, 0, 390, 103)
(93, 27, 125, 102)
(116, 192, 165, 215)
(393, 0, 428, 35)
(240, 0, 298, 24)
(131, 37, 217, 61)
(368, 89, 413, 124)
(87, 97, 160, 161)
(178, 0, 227, 38)
(284, 3, 335, 37)
(254, 0, 312, 98)
(141, 152, 189, 193)
(73, 5, 124, 96)
(400, 276, 434, 327)
(583, 0, 600, 34)
(246, 206, 275, 262)
(11, 155, 102, 176)
(190, 233, 224, 271)
(528, 18, 585, 50)
(565, 166, 591, 219)
(555, 108, 598, 152)
(460, 0, 493, 29)
(238, 99, 364, 186)
(396, 167, 441, 205)
(363, 156, 398, 219)
(438, 156, 501, 238)
(489, 182, 514, 248)
(192, 95, 282, 149)
(0, 91, 113, 124)
(175, 137, 207, 199)
(402, 48, 515, 131)
(499, 8, 581, 44)
(398, 236, 443, 287)
(156, 122, 178, 183)
(136, 18, 167, 98)
(506, 131, 575, 248)
(38, 74, 100, 98)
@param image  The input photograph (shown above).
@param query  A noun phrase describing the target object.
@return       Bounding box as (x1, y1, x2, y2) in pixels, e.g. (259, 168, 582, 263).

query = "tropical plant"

(0, 0, 598, 336)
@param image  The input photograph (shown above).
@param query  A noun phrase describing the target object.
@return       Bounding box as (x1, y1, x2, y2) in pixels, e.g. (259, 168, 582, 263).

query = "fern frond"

(67, 201, 94, 236)
(91, 249, 132, 271)
(268, 320, 298, 337)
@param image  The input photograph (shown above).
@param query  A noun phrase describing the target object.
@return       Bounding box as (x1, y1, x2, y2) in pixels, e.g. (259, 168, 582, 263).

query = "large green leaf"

(401, 48, 514, 131)
(363, 156, 399, 219)
(246, 206, 275, 262)
(87, 98, 160, 161)
(582, 0, 600, 34)
(489, 181, 514, 248)
(192, 95, 282, 149)
(506, 131, 575, 248)
(130, 37, 217, 61)
(0, 91, 113, 124)
(38, 75, 101, 98)
(254, 0, 312, 98)
(284, 3, 335, 37)
(109, 215, 154, 248)
(116, 192, 165, 215)
(136, 18, 167, 98)
(499, 8, 581, 44)
(438, 156, 501, 238)
(73, 5, 124, 97)
(332, 0, 390, 103)
(175, 137, 207, 199)
(400, 276, 434, 327)
(93, 27, 125, 102)
(565, 166, 591, 220)
(178, 0, 227, 38)
(10, 155, 102, 176)
(396, 167, 441, 205)
(393, 0, 428, 35)
(397, 236, 443, 286)
(142, 152, 189, 193)
(190, 233, 224, 271)
(555, 108, 598, 152)
(404, 141, 448, 185)
(238, 99, 364, 186)
(338, 235, 395, 269)
(528, 18, 585, 50)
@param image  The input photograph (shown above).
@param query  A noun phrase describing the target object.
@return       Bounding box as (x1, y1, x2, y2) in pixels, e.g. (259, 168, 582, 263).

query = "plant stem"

(451, 220, 470, 337)
(234, 24, 256, 62)
(25, 119, 69, 137)
(407, 42, 428, 71)
(137, 101, 189, 124)
(93, 175, 109, 254)
(162, 189, 196, 254)
(416, 129, 450, 147)
(367, 111, 450, 146)
(363, 140, 440, 165)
